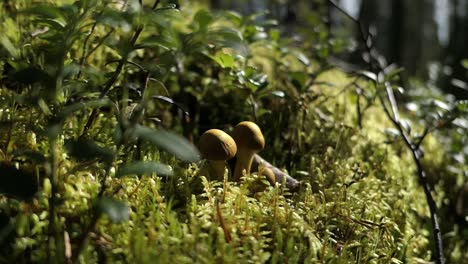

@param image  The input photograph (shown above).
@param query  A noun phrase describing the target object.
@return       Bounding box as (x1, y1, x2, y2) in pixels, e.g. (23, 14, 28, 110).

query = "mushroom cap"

(198, 129, 237, 160)
(232, 121, 265, 151)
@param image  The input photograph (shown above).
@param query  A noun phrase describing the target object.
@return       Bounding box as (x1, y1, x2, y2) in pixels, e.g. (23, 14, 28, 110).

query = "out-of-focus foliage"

(0, 0, 467, 263)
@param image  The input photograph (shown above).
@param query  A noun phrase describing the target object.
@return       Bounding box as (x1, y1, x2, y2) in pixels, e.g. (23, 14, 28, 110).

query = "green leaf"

(132, 125, 200, 162)
(65, 139, 114, 164)
(45, 123, 62, 140)
(154, 4, 178, 12)
(224, 11, 242, 26)
(292, 50, 310, 65)
(95, 197, 129, 223)
(143, 79, 169, 103)
(56, 98, 113, 121)
(33, 18, 66, 30)
(193, 9, 213, 30)
(95, 8, 132, 32)
(208, 52, 235, 69)
(271, 90, 285, 98)
(22, 5, 67, 26)
(0, 36, 19, 57)
(461, 59, 468, 70)
(208, 28, 249, 56)
(136, 33, 179, 51)
(116, 161, 173, 178)
(358, 70, 377, 81)
(0, 163, 38, 201)
(433, 99, 450, 111)
(290, 71, 307, 90)
(384, 67, 404, 81)
(455, 100, 468, 112)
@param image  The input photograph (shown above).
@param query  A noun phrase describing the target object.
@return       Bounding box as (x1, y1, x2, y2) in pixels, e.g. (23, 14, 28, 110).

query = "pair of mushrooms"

(198, 121, 266, 182)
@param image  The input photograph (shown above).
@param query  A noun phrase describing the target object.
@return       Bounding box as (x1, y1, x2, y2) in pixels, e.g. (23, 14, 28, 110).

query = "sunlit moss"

(1, 1, 466, 263)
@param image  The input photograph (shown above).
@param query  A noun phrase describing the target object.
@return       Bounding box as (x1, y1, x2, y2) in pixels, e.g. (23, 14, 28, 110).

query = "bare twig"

(86, 28, 115, 59)
(327, 1, 445, 263)
(77, 19, 99, 79)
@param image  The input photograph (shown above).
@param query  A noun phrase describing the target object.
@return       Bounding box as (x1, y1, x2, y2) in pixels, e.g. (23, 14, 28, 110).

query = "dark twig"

(415, 126, 431, 149)
(327, 1, 445, 263)
(80, 25, 144, 137)
(77, 15, 100, 79)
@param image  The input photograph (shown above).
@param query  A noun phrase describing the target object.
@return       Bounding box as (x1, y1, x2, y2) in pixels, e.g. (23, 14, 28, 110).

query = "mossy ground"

(0, 1, 467, 263)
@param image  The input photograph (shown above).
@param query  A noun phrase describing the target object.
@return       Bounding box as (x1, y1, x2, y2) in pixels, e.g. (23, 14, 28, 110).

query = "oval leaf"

(65, 139, 114, 164)
(95, 197, 129, 223)
(116, 161, 173, 178)
(56, 98, 113, 121)
(133, 125, 200, 162)
(358, 70, 377, 81)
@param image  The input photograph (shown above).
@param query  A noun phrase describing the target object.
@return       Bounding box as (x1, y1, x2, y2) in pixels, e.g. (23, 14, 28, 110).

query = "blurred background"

(206, 0, 468, 99)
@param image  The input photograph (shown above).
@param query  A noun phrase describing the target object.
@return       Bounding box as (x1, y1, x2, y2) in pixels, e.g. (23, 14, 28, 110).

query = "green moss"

(1, 1, 466, 263)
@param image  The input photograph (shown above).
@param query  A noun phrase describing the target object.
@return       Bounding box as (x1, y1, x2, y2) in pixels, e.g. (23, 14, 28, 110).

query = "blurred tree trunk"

(359, 0, 440, 78)
(388, 0, 404, 65)
(210, 0, 221, 9)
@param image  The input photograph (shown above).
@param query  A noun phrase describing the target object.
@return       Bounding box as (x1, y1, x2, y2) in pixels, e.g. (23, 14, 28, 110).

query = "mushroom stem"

(208, 160, 227, 181)
(233, 149, 255, 181)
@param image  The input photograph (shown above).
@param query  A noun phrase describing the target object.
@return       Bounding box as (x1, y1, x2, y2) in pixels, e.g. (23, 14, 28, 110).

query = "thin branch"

(328, 1, 445, 263)
(152, 0, 161, 10)
(415, 126, 430, 149)
(85, 28, 115, 59)
(315, 76, 359, 106)
(77, 17, 100, 79)
(384, 81, 401, 121)
(355, 85, 363, 128)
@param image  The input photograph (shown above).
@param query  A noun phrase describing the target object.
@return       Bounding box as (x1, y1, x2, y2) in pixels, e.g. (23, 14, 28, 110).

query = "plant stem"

(48, 138, 60, 263)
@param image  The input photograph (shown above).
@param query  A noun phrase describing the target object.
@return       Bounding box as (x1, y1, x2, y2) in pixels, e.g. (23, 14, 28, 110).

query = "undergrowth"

(0, 0, 467, 263)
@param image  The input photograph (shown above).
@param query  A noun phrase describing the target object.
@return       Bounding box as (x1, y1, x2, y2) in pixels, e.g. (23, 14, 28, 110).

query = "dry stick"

(327, 1, 445, 263)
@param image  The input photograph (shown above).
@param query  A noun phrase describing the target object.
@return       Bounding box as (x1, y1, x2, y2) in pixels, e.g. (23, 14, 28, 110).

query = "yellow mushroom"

(232, 121, 265, 181)
(198, 129, 237, 181)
